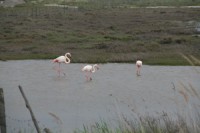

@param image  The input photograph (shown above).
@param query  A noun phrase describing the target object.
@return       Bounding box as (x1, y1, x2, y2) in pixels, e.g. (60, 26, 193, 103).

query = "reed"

(74, 113, 200, 133)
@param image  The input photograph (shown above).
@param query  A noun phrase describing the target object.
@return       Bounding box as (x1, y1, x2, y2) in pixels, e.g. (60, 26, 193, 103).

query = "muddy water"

(0, 60, 200, 132)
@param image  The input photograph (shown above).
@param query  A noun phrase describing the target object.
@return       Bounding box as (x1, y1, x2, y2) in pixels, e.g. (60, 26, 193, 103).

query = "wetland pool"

(0, 60, 200, 132)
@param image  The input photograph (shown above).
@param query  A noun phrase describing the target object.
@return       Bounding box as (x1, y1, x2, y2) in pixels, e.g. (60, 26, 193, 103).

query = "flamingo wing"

(136, 60, 142, 66)
(53, 56, 65, 63)
(82, 65, 92, 72)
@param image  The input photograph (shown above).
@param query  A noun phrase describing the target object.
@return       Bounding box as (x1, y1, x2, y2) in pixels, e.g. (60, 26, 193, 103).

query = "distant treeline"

(34, 0, 200, 8)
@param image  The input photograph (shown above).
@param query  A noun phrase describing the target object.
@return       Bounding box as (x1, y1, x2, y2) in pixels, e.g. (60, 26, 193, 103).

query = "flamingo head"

(94, 64, 99, 70)
(67, 53, 71, 57)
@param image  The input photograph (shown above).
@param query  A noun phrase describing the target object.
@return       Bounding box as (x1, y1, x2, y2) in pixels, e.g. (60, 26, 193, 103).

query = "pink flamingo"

(136, 60, 142, 76)
(82, 64, 99, 81)
(53, 53, 71, 76)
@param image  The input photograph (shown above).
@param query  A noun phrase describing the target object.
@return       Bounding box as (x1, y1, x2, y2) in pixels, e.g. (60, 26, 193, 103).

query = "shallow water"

(0, 60, 200, 132)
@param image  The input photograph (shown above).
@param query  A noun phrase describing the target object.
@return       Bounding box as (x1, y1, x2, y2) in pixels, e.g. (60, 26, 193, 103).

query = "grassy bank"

(0, 5, 200, 65)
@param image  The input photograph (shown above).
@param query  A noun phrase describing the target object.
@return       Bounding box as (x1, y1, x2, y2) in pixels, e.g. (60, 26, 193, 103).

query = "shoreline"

(0, 59, 199, 66)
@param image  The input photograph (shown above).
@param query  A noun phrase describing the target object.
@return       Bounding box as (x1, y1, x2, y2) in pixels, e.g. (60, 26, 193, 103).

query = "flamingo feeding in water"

(136, 60, 142, 76)
(82, 64, 99, 81)
(53, 52, 71, 76)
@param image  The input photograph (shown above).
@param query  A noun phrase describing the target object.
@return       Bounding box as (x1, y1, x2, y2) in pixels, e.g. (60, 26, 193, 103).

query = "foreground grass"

(74, 113, 200, 133)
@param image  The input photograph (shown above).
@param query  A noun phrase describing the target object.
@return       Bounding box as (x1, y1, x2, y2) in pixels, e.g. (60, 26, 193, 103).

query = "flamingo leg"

(89, 72, 92, 80)
(53, 63, 60, 76)
(58, 63, 61, 77)
(85, 71, 92, 81)
(136, 66, 141, 76)
(55, 63, 66, 77)
(85, 73, 87, 80)
(138, 69, 140, 76)
(87, 72, 90, 81)
(60, 64, 66, 76)
(84, 72, 87, 80)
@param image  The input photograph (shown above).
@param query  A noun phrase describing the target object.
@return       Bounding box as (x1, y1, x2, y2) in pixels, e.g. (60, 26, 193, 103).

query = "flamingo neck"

(92, 65, 97, 73)
(65, 53, 71, 64)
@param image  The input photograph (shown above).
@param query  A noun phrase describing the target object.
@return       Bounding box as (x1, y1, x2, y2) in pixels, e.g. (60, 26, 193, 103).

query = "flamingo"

(53, 53, 71, 76)
(136, 60, 142, 76)
(82, 64, 99, 81)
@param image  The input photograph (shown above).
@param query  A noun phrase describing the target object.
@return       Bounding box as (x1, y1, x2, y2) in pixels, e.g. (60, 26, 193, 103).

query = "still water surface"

(0, 60, 200, 132)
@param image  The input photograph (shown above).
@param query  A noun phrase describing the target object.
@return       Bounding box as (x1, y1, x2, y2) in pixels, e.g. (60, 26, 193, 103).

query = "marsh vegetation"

(0, 2, 200, 65)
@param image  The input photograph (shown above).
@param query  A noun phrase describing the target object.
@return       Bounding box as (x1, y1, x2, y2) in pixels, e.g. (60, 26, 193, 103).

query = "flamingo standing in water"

(53, 53, 71, 76)
(82, 64, 99, 81)
(136, 60, 142, 76)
